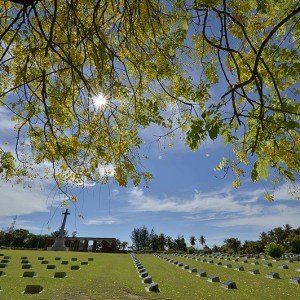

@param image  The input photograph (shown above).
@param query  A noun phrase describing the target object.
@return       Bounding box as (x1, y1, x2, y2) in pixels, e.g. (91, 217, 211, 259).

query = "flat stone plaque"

(142, 276, 152, 284)
(222, 281, 237, 289)
(22, 264, 32, 269)
(37, 257, 44, 260)
(215, 262, 222, 266)
(197, 271, 207, 277)
(23, 272, 36, 278)
(267, 272, 280, 279)
(88, 258, 94, 261)
(208, 275, 220, 282)
(182, 265, 189, 269)
(81, 262, 88, 265)
(0, 271, 6, 277)
(0, 264, 8, 268)
(55, 257, 61, 261)
(146, 282, 159, 292)
(71, 265, 80, 270)
(289, 277, 300, 284)
(1, 260, 9, 263)
(46, 265, 56, 269)
(41, 261, 49, 264)
(140, 271, 149, 278)
(21, 260, 30, 264)
(61, 261, 69, 265)
(177, 262, 183, 267)
(24, 285, 43, 294)
(278, 265, 288, 269)
(249, 269, 260, 274)
(71, 258, 78, 261)
(189, 268, 197, 273)
(235, 266, 244, 271)
(224, 264, 232, 268)
(54, 272, 67, 278)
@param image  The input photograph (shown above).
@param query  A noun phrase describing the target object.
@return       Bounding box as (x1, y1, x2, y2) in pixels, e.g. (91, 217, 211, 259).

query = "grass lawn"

(0, 250, 299, 299)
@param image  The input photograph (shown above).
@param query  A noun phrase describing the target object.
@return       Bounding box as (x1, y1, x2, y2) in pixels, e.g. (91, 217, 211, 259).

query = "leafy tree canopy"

(0, 0, 299, 200)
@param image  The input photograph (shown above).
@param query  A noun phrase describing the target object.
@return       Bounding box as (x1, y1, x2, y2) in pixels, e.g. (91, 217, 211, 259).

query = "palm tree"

(190, 235, 196, 247)
(199, 235, 206, 249)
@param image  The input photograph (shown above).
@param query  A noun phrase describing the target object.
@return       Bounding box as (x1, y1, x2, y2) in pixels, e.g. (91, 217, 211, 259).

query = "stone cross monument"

(49, 209, 70, 251)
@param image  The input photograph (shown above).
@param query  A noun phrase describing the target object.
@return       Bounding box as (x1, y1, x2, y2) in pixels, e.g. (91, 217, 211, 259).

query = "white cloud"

(125, 184, 300, 230)
(0, 181, 51, 217)
(84, 216, 121, 225)
(126, 186, 262, 215)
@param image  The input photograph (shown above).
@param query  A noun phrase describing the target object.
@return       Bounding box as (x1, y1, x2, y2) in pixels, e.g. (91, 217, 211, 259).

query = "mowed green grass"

(0, 250, 299, 300)
(136, 253, 300, 300)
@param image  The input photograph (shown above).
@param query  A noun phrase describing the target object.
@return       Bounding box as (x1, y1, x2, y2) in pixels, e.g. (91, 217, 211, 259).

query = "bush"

(265, 243, 285, 258)
(187, 247, 195, 254)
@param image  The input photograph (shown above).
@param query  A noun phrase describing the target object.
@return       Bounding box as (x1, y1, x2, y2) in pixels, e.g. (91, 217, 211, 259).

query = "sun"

(93, 93, 107, 109)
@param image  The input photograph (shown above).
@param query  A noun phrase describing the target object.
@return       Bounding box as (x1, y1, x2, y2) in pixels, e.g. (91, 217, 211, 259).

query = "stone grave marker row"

(131, 254, 159, 292)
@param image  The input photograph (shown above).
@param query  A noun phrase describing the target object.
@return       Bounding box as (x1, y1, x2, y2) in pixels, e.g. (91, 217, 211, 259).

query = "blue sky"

(1, 104, 300, 248)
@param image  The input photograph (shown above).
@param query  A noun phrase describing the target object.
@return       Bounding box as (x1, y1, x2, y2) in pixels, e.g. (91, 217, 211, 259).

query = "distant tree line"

(130, 224, 300, 256)
(0, 228, 49, 249)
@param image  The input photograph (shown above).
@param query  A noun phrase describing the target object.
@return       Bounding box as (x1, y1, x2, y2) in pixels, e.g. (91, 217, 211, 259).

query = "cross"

(58, 209, 70, 238)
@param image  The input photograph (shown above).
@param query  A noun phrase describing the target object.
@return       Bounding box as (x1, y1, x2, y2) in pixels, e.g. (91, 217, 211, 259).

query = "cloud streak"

(125, 184, 300, 229)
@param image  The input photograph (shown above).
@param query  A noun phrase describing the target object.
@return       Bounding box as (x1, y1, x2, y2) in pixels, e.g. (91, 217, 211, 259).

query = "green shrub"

(187, 247, 195, 254)
(265, 242, 285, 258)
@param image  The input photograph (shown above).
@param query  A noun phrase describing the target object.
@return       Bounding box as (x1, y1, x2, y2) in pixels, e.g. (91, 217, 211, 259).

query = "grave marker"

(140, 271, 149, 278)
(249, 269, 260, 274)
(197, 271, 207, 277)
(23, 272, 36, 278)
(146, 282, 159, 292)
(289, 277, 300, 285)
(24, 285, 43, 294)
(189, 268, 197, 273)
(222, 281, 237, 289)
(22, 264, 32, 269)
(235, 266, 244, 271)
(0, 271, 6, 277)
(278, 264, 288, 269)
(21, 260, 30, 264)
(208, 275, 220, 282)
(61, 261, 69, 265)
(142, 276, 152, 284)
(0, 264, 8, 268)
(54, 272, 67, 278)
(46, 265, 56, 269)
(71, 265, 80, 270)
(263, 262, 272, 267)
(266, 272, 280, 279)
